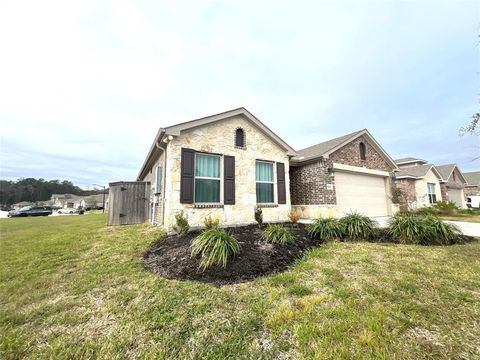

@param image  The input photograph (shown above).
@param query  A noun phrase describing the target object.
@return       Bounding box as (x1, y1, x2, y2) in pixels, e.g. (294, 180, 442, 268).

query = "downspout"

(153, 135, 171, 226)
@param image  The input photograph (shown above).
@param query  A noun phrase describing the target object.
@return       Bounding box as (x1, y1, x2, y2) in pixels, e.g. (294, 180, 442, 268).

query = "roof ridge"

(296, 129, 365, 153)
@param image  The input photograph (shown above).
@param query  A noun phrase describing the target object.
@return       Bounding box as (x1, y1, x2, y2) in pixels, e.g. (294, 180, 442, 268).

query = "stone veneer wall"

(464, 186, 480, 197)
(290, 135, 395, 210)
(162, 115, 291, 229)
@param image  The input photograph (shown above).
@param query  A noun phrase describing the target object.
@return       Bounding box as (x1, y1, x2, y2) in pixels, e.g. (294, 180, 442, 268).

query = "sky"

(0, 0, 478, 188)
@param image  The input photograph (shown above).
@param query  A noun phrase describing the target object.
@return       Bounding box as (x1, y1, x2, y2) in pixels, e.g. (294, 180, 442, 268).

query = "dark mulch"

(143, 223, 322, 285)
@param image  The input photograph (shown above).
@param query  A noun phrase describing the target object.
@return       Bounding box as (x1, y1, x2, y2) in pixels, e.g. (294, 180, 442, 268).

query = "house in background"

(290, 129, 399, 218)
(393, 158, 443, 209)
(435, 164, 467, 208)
(50, 193, 108, 209)
(463, 171, 480, 196)
(136, 108, 296, 228)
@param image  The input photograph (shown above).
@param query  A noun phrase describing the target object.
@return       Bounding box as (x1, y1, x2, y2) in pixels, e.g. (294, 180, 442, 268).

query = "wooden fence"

(108, 181, 150, 225)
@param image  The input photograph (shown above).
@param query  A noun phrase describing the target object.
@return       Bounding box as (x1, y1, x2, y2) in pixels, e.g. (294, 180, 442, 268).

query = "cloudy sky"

(0, 0, 478, 188)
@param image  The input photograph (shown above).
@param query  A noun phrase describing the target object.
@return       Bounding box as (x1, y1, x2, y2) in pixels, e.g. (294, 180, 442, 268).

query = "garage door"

(448, 188, 465, 208)
(335, 171, 389, 217)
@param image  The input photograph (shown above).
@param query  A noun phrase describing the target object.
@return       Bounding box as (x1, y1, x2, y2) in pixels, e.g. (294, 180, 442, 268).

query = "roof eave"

(137, 128, 166, 181)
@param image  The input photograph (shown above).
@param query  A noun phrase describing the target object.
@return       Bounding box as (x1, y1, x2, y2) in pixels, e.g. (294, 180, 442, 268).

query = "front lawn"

(1, 214, 479, 359)
(439, 214, 480, 223)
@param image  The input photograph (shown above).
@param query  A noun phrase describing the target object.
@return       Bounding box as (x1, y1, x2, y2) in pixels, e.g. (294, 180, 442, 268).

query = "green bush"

(173, 211, 189, 234)
(339, 211, 377, 240)
(308, 218, 343, 241)
(432, 201, 459, 215)
(415, 206, 437, 216)
(254, 207, 263, 226)
(203, 215, 220, 230)
(388, 213, 462, 245)
(424, 216, 461, 245)
(262, 224, 294, 244)
(388, 213, 428, 244)
(191, 228, 240, 270)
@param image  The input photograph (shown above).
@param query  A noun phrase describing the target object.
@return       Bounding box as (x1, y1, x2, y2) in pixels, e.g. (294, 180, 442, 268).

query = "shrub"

(308, 218, 343, 241)
(203, 215, 220, 230)
(254, 207, 263, 226)
(287, 209, 300, 224)
(339, 211, 377, 240)
(173, 211, 189, 234)
(388, 213, 462, 245)
(191, 228, 240, 270)
(423, 216, 461, 245)
(415, 206, 437, 216)
(262, 224, 294, 245)
(432, 201, 459, 215)
(388, 213, 428, 244)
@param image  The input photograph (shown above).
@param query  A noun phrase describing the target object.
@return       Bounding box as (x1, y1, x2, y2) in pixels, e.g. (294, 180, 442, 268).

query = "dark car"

(7, 206, 53, 217)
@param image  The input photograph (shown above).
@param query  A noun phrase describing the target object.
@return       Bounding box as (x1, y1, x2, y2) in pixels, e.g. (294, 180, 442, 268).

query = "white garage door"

(448, 188, 465, 208)
(335, 171, 389, 217)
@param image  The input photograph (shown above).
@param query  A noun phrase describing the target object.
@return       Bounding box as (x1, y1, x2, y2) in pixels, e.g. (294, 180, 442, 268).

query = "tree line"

(0, 178, 106, 205)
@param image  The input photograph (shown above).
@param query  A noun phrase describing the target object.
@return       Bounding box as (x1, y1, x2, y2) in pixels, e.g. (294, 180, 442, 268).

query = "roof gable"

(291, 129, 398, 169)
(165, 107, 296, 155)
(435, 164, 467, 184)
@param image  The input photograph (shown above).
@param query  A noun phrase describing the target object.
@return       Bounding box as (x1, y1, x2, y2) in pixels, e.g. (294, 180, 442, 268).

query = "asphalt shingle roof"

(292, 129, 365, 162)
(464, 171, 480, 186)
(435, 164, 456, 181)
(395, 164, 435, 178)
(394, 157, 427, 164)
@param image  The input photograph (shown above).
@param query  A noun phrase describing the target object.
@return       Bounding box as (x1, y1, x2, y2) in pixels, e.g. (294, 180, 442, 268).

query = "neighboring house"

(435, 164, 468, 208)
(463, 171, 480, 196)
(137, 107, 296, 228)
(289, 129, 399, 218)
(50, 193, 108, 209)
(393, 158, 443, 209)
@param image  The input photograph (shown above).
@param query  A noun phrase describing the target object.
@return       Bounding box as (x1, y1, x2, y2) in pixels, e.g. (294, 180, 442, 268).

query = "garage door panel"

(335, 172, 388, 217)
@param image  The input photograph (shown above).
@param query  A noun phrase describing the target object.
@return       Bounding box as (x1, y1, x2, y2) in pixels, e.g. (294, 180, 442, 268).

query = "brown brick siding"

(395, 178, 417, 210)
(290, 135, 395, 205)
(441, 167, 467, 202)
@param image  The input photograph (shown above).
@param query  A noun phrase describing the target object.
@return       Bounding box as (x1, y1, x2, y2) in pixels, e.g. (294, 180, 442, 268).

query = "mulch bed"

(143, 223, 322, 285)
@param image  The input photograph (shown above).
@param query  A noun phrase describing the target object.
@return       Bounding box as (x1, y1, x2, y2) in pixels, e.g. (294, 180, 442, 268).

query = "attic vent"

(235, 128, 246, 148)
(359, 142, 366, 160)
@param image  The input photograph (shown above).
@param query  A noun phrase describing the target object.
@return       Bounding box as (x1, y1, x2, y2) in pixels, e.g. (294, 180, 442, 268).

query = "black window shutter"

(180, 148, 195, 203)
(277, 162, 286, 204)
(224, 155, 235, 205)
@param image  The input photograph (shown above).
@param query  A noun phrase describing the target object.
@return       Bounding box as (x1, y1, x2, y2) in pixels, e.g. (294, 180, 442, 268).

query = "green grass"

(438, 214, 480, 223)
(1, 215, 480, 359)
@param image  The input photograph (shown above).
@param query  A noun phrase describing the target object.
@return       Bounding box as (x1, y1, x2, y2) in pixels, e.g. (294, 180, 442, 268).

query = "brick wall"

(290, 135, 395, 205)
(395, 178, 417, 210)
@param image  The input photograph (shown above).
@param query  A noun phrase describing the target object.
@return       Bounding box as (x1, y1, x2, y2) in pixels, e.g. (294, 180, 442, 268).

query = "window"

(256, 161, 274, 203)
(155, 166, 163, 194)
(427, 183, 437, 204)
(359, 142, 366, 160)
(235, 128, 245, 148)
(195, 153, 221, 203)
(452, 171, 456, 181)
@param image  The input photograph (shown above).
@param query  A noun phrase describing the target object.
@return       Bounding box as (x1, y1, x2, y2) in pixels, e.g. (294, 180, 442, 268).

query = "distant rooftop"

(394, 157, 428, 165)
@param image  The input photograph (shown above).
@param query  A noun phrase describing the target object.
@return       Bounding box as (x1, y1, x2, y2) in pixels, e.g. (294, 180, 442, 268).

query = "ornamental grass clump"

(423, 215, 461, 245)
(388, 213, 427, 244)
(339, 211, 377, 240)
(308, 218, 343, 241)
(191, 228, 240, 270)
(262, 224, 294, 245)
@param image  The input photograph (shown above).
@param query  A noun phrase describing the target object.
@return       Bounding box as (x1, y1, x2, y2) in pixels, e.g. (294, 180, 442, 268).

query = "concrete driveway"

(372, 216, 480, 237)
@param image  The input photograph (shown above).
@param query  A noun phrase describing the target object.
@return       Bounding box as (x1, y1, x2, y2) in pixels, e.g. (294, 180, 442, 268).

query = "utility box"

(108, 181, 150, 225)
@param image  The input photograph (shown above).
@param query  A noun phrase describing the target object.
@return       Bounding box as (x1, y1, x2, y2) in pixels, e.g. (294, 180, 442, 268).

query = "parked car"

(57, 208, 84, 215)
(1, 205, 13, 211)
(466, 196, 480, 209)
(8, 206, 52, 217)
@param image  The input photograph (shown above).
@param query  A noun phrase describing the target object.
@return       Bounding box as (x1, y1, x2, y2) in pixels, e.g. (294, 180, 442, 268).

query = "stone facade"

(290, 135, 395, 216)
(160, 115, 291, 229)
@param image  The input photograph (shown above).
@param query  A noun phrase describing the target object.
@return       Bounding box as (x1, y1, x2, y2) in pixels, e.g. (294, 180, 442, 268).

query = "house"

(136, 108, 296, 228)
(50, 193, 108, 209)
(463, 171, 480, 196)
(435, 164, 468, 208)
(51, 194, 80, 208)
(393, 158, 443, 209)
(290, 129, 399, 218)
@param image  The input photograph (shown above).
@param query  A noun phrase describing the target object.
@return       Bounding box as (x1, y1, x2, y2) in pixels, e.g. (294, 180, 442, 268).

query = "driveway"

(372, 216, 480, 237)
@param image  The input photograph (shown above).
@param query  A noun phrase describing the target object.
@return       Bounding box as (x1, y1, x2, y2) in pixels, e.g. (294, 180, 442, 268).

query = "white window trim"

(154, 166, 162, 195)
(194, 153, 223, 204)
(427, 183, 437, 204)
(256, 160, 276, 205)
